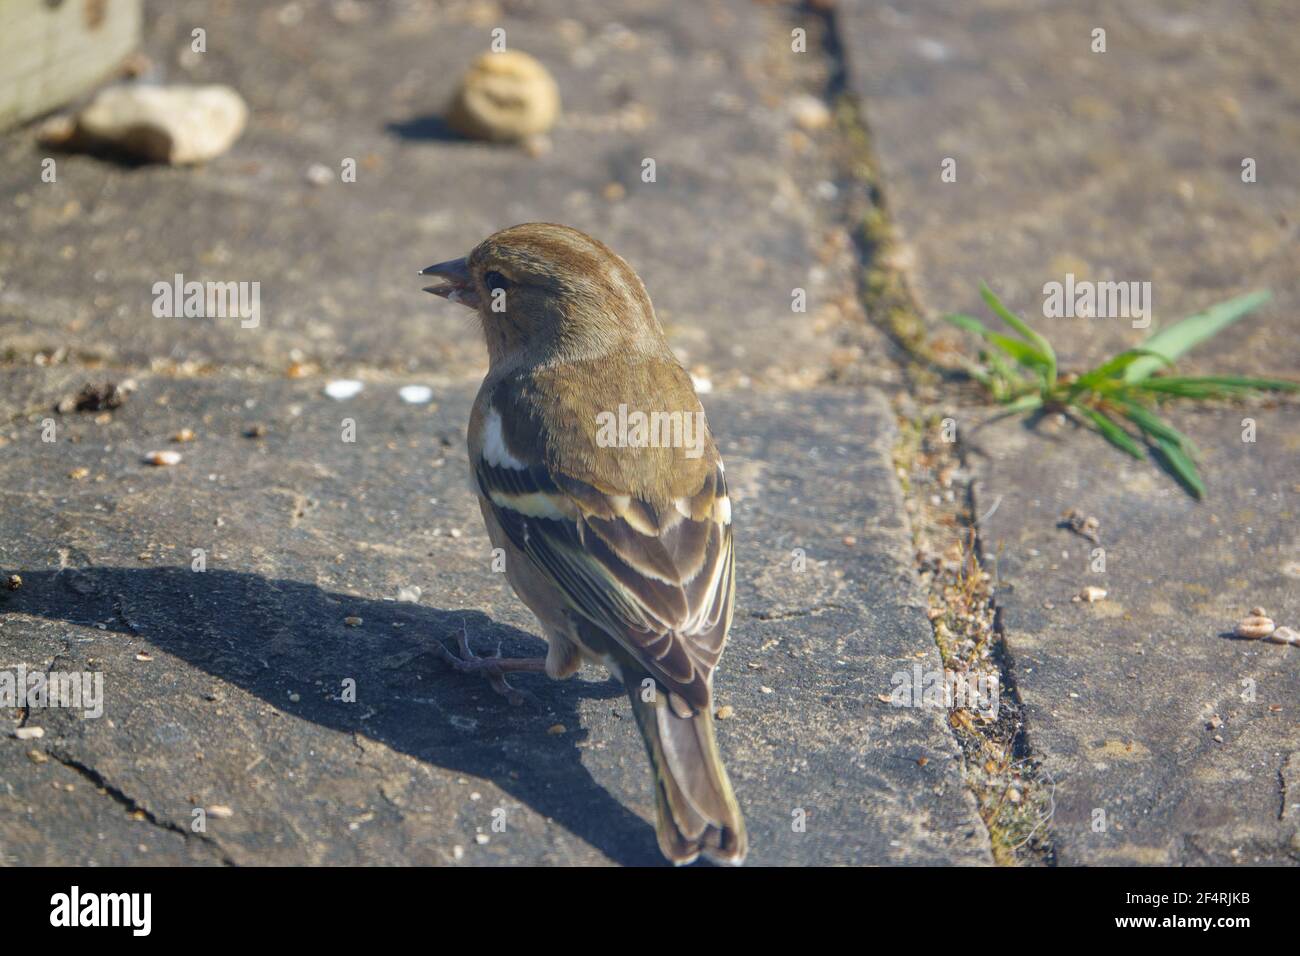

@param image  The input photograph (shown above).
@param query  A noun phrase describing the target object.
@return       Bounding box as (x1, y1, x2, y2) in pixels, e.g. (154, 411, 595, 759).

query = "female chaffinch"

(421, 223, 745, 865)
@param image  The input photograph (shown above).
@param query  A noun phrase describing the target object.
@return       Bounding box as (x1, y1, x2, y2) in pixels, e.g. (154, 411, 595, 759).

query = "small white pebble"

(15, 727, 45, 740)
(324, 379, 364, 400)
(398, 385, 434, 404)
(397, 585, 422, 603)
(305, 163, 333, 185)
(475, 833, 489, 845)
(452, 845, 465, 860)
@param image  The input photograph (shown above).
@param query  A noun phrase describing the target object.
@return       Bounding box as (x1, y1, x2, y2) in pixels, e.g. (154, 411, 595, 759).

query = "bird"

(420, 222, 746, 865)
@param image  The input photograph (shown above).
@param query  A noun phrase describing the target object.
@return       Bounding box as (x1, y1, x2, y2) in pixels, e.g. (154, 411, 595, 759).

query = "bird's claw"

(431, 622, 546, 707)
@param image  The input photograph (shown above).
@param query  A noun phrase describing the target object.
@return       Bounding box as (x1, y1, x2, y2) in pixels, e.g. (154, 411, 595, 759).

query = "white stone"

(75, 84, 249, 164)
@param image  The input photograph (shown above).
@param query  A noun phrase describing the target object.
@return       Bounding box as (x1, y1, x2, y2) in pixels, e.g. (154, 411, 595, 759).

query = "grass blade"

(1151, 435, 1206, 499)
(979, 283, 1057, 388)
(1118, 400, 1198, 457)
(1132, 375, 1299, 398)
(944, 313, 1051, 373)
(1078, 406, 1144, 460)
(1125, 289, 1272, 382)
(1069, 349, 1171, 397)
(1002, 394, 1044, 414)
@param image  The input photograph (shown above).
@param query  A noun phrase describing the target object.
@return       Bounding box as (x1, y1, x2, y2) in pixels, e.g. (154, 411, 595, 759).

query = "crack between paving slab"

(804, 5, 943, 386)
(44, 748, 237, 865)
(805, 1, 1055, 864)
(749, 602, 850, 622)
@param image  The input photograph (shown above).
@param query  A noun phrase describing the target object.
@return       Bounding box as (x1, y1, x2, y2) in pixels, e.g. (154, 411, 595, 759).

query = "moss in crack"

(894, 407, 1056, 865)
(832, 96, 935, 375)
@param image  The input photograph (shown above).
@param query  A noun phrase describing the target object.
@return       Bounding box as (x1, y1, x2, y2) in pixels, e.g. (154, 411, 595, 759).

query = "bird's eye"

(484, 270, 510, 292)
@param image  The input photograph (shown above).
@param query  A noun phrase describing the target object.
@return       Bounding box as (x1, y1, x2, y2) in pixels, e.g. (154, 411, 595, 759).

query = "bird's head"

(421, 222, 665, 367)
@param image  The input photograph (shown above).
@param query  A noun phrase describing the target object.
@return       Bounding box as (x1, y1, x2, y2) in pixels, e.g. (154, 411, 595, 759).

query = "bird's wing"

(474, 411, 734, 713)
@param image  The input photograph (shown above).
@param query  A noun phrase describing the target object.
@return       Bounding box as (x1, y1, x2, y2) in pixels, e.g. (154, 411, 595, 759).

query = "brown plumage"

(422, 223, 746, 865)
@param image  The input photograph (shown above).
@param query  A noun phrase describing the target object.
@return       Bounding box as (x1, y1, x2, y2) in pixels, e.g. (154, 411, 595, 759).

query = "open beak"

(419, 256, 479, 308)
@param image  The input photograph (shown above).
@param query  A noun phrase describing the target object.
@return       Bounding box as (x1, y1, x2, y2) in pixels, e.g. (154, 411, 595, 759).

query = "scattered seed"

(715, 705, 735, 720)
(547, 723, 566, 735)
(27, 749, 48, 764)
(1234, 614, 1275, 639)
(474, 833, 489, 845)
(135, 652, 152, 662)
(206, 805, 234, 819)
(68, 466, 90, 480)
(171, 428, 196, 442)
(1061, 508, 1101, 544)
(144, 450, 182, 466)
(1074, 586, 1107, 603)
(1265, 625, 1299, 646)
(14, 727, 44, 740)
(788, 93, 832, 131)
(397, 585, 422, 603)
(344, 616, 363, 627)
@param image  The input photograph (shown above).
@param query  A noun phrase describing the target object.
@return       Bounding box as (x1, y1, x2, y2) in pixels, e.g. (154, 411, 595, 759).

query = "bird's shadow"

(3, 565, 663, 865)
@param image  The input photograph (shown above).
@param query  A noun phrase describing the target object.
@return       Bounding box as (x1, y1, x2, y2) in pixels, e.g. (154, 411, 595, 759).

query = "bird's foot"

(431, 622, 546, 707)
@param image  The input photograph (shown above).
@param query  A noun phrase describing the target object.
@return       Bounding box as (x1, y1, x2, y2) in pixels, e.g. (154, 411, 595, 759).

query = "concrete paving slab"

(0, 374, 991, 865)
(837, 0, 1299, 376)
(837, 0, 1300, 864)
(969, 405, 1299, 864)
(0, 0, 866, 389)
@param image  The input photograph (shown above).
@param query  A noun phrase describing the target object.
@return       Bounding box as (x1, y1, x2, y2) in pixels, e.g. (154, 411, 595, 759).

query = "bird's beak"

(419, 256, 479, 308)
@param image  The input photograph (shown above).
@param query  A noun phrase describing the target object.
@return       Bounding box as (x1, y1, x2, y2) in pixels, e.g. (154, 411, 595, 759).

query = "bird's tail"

(626, 678, 747, 865)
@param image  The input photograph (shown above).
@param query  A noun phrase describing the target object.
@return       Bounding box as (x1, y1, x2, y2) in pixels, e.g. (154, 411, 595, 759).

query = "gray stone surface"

(0, 0, 869, 390)
(0, 377, 990, 865)
(0, 0, 982, 866)
(969, 406, 1299, 864)
(838, 0, 1300, 376)
(838, 0, 1299, 864)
